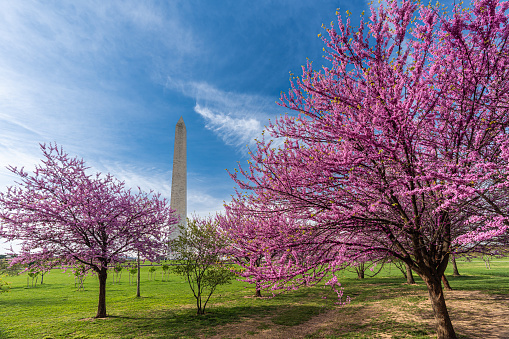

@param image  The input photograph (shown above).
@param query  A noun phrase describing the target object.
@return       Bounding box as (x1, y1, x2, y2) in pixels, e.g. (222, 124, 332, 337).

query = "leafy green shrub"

(0, 258, 21, 276)
(0, 275, 10, 293)
(171, 218, 235, 314)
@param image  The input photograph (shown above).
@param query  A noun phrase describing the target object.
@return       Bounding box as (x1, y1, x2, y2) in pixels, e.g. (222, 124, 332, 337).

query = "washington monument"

(170, 116, 187, 237)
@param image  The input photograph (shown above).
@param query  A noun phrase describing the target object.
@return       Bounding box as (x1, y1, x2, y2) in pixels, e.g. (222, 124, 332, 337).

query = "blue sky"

(0, 0, 463, 253)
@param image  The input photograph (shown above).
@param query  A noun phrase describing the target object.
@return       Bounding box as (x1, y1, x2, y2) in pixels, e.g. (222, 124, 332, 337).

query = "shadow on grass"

(103, 304, 334, 338)
(109, 305, 280, 338)
(272, 305, 326, 326)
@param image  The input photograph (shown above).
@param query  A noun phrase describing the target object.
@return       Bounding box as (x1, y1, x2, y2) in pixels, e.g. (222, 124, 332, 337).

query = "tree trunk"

(483, 256, 491, 269)
(406, 263, 415, 284)
(356, 268, 365, 279)
(255, 280, 262, 297)
(451, 257, 460, 276)
(96, 267, 108, 318)
(136, 252, 141, 298)
(422, 275, 456, 339)
(196, 292, 204, 314)
(442, 275, 452, 291)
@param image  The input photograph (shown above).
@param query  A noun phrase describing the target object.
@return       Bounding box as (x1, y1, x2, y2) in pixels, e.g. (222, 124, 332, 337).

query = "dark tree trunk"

(136, 252, 141, 298)
(252, 256, 263, 297)
(255, 280, 262, 297)
(451, 257, 460, 276)
(356, 266, 365, 279)
(196, 293, 204, 314)
(406, 263, 415, 284)
(422, 274, 457, 339)
(442, 275, 452, 291)
(40, 273, 44, 285)
(96, 267, 108, 318)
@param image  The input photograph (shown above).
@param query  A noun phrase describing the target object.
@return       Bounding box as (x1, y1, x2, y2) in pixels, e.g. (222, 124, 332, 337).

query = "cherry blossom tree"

(217, 212, 277, 298)
(222, 0, 509, 337)
(0, 144, 177, 318)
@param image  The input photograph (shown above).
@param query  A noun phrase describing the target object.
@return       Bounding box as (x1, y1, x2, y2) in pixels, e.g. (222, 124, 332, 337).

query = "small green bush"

(0, 274, 11, 293)
(171, 218, 236, 314)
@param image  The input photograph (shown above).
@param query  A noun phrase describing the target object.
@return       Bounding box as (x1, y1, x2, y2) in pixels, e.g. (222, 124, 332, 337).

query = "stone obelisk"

(170, 116, 187, 238)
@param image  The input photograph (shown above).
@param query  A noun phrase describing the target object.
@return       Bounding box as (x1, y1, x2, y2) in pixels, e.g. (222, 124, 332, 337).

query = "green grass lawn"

(0, 259, 508, 338)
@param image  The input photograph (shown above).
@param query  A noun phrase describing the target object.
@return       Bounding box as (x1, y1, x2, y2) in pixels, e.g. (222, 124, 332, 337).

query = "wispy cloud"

(194, 104, 262, 148)
(166, 77, 284, 150)
(0, 1, 199, 70)
(0, 144, 42, 191)
(0, 1, 202, 190)
(0, 1, 200, 158)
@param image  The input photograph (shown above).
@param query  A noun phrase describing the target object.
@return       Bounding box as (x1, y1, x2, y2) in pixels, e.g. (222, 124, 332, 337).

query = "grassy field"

(0, 259, 508, 338)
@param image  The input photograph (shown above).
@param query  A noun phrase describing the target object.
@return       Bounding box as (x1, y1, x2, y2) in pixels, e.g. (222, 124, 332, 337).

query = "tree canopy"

(221, 0, 509, 337)
(0, 144, 177, 317)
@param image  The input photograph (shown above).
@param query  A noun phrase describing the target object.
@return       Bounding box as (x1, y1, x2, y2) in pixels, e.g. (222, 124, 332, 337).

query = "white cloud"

(0, 0, 200, 154)
(0, 1, 198, 66)
(0, 145, 41, 191)
(166, 77, 284, 150)
(194, 104, 262, 148)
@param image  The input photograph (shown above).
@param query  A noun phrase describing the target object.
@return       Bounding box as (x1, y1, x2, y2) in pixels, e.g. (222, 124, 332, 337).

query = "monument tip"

(177, 116, 185, 124)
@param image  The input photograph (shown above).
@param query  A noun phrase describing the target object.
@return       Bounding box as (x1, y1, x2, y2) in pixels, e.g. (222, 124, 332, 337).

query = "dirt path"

(204, 290, 509, 338)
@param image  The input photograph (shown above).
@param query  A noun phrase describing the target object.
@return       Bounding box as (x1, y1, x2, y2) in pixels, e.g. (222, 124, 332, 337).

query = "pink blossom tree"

(217, 212, 282, 298)
(221, 0, 509, 337)
(0, 144, 177, 318)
